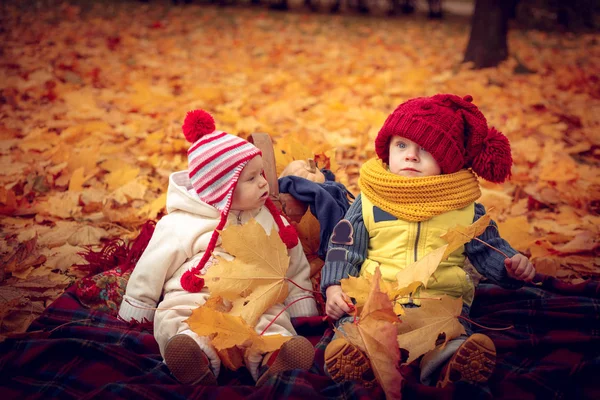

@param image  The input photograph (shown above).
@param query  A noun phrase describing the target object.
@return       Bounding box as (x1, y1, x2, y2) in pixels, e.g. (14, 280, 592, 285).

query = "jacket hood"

(166, 171, 221, 218)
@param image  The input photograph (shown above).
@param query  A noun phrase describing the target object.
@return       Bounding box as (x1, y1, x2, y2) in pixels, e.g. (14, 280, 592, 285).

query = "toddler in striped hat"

(119, 110, 319, 386)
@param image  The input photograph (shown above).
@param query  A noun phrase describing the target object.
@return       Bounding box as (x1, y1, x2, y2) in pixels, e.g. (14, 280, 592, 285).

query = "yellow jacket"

(360, 195, 475, 305)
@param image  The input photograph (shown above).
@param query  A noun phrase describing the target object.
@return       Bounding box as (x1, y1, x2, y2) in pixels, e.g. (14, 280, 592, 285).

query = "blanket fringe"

(77, 220, 156, 276)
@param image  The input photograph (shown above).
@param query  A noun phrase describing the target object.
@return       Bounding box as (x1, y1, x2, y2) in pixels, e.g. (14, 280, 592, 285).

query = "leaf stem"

(259, 295, 314, 336)
(455, 231, 510, 259)
(457, 315, 514, 331)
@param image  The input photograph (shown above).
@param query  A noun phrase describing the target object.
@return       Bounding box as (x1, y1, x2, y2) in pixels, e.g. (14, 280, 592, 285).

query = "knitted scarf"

(358, 158, 481, 222)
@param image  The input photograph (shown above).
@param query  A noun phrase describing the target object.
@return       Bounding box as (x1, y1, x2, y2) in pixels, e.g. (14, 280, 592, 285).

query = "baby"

(119, 110, 319, 386)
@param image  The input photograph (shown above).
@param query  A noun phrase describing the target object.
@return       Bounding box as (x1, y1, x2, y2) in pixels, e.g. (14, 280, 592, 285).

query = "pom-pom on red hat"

(180, 109, 298, 293)
(374, 94, 512, 183)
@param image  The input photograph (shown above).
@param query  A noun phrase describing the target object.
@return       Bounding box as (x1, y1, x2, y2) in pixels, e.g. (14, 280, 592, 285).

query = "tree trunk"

(464, 0, 519, 69)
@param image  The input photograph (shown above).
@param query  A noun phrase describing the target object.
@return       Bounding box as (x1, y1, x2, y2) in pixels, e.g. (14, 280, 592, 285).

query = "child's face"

(388, 136, 441, 177)
(231, 155, 269, 211)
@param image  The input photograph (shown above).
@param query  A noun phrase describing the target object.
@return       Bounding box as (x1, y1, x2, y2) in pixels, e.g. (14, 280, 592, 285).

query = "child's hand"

(504, 254, 536, 282)
(325, 285, 354, 320)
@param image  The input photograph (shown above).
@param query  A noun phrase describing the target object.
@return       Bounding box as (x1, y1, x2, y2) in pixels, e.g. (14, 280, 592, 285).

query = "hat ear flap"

(470, 127, 513, 183)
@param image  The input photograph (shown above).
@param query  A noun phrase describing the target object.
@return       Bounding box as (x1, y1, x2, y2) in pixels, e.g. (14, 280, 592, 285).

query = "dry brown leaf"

(41, 244, 85, 272)
(553, 231, 598, 254)
(339, 267, 402, 399)
(292, 210, 320, 261)
(396, 296, 466, 364)
(2, 237, 46, 274)
(204, 219, 290, 327)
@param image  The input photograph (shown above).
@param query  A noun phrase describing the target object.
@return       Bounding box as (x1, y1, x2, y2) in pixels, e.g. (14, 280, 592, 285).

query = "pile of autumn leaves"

(185, 214, 494, 397)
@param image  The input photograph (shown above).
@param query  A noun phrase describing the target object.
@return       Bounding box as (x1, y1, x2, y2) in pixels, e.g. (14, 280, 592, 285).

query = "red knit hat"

(180, 110, 298, 293)
(374, 94, 512, 183)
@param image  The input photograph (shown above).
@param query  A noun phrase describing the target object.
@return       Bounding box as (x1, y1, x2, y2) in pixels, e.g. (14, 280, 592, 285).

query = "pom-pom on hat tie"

(179, 109, 298, 292)
(374, 93, 512, 183)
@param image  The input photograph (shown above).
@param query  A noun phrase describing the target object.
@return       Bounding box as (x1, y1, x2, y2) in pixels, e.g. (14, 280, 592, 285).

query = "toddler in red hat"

(321, 94, 535, 389)
(118, 110, 318, 386)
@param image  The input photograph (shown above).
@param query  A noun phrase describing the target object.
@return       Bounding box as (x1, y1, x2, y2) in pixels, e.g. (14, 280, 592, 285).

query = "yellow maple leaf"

(203, 219, 290, 327)
(396, 295, 466, 364)
(341, 271, 421, 314)
(396, 214, 493, 290)
(339, 267, 402, 399)
(186, 305, 291, 354)
(395, 245, 449, 289)
(440, 212, 492, 259)
(104, 166, 140, 191)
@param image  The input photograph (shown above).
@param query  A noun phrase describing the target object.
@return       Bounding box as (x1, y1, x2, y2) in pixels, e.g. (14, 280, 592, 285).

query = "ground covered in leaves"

(1, 1, 598, 338)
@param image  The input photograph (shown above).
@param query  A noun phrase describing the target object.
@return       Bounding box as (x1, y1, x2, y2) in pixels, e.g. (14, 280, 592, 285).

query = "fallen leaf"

(396, 295, 466, 364)
(339, 267, 402, 399)
(396, 245, 449, 289)
(2, 237, 46, 274)
(341, 270, 421, 312)
(186, 305, 291, 354)
(204, 219, 290, 327)
(440, 212, 492, 259)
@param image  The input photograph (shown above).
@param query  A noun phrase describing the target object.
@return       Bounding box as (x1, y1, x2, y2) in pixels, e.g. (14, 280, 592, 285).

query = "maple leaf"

(439, 212, 492, 259)
(2, 237, 46, 274)
(395, 245, 449, 289)
(396, 296, 466, 364)
(292, 210, 324, 277)
(186, 304, 291, 354)
(341, 270, 421, 314)
(396, 214, 493, 289)
(338, 267, 402, 399)
(203, 219, 290, 327)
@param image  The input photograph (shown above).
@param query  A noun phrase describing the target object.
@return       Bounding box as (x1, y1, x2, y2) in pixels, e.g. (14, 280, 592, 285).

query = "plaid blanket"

(0, 275, 598, 399)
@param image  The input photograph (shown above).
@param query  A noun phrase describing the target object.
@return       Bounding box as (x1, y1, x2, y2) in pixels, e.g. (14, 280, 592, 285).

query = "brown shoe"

(164, 333, 217, 385)
(436, 333, 496, 388)
(324, 338, 377, 387)
(255, 336, 315, 387)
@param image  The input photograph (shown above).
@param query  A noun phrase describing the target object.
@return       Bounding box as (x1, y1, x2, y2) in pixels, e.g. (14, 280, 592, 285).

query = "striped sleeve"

(320, 194, 369, 297)
(465, 203, 524, 289)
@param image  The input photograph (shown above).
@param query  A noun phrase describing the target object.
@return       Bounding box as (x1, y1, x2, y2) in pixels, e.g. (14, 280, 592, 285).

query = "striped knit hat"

(375, 94, 512, 183)
(179, 109, 298, 292)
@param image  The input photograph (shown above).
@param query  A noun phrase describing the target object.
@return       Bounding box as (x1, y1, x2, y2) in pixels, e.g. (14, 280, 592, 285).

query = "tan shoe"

(164, 333, 217, 385)
(255, 336, 315, 387)
(324, 338, 377, 387)
(436, 333, 496, 388)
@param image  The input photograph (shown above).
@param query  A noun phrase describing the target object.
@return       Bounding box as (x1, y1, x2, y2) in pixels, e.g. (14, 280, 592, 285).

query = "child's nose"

(259, 175, 268, 187)
(405, 146, 419, 161)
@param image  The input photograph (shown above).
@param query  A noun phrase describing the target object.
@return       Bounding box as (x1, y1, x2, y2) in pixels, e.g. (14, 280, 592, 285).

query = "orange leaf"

(396, 296, 466, 364)
(339, 267, 402, 399)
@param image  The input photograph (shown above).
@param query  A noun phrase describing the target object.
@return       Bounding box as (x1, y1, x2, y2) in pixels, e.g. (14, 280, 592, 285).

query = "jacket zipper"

(414, 221, 421, 262)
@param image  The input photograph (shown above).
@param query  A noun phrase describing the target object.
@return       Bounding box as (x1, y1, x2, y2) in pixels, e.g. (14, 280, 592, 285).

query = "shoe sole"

(324, 339, 377, 387)
(437, 333, 496, 388)
(256, 336, 315, 387)
(164, 334, 217, 385)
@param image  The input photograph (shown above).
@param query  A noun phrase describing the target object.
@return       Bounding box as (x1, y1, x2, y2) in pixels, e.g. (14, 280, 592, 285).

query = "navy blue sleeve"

(465, 203, 524, 289)
(320, 194, 369, 297)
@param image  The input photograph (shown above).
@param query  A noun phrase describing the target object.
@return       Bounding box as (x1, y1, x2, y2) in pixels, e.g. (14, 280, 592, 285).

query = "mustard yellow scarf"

(358, 158, 481, 222)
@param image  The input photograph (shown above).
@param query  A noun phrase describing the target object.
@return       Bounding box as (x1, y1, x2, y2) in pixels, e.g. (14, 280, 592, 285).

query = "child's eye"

(397, 142, 406, 149)
(420, 147, 427, 152)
